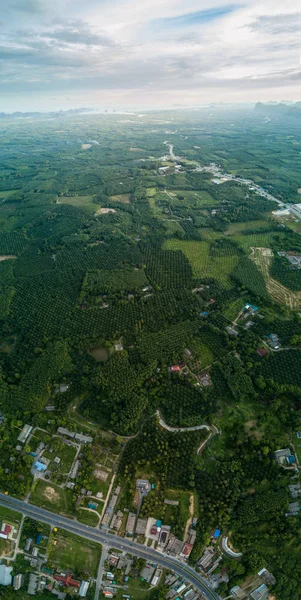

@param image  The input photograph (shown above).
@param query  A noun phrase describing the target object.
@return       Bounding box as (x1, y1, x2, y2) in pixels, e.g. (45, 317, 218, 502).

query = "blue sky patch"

(151, 5, 241, 30)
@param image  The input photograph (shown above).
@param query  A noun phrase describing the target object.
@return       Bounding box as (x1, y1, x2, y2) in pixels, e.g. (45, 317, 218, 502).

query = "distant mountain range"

(0, 108, 93, 119)
(255, 101, 301, 117)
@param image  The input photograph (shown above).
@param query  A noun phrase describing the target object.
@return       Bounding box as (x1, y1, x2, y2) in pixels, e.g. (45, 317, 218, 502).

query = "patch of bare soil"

(0, 255, 16, 261)
(93, 468, 109, 481)
(184, 494, 194, 541)
(95, 207, 117, 215)
(44, 486, 60, 503)
(81, 144, 92, 150)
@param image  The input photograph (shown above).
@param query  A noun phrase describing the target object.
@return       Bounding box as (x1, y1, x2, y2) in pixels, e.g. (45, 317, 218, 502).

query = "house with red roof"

(54, 573, 80, 588)
(0, 523, 13, 540)
(180, 543, 193, 559)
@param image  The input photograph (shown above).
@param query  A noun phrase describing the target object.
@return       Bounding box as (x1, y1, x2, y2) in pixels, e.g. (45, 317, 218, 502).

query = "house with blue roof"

(34, 461, 47, 472)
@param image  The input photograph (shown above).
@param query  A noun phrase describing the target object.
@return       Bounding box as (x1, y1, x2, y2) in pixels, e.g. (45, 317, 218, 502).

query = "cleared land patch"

(95, 207, 117, 215)
(164, 239, 238, 288)
(250, 247, 301, 309)
(49, 530, 101, 576)
(57, 195, 96, 208)
(0, 190, 17, 198)
(30, 480, 74, 515)
(89, 346, 109, 362)
(109, 194, 131, 204)
(0, 255, 16, 261)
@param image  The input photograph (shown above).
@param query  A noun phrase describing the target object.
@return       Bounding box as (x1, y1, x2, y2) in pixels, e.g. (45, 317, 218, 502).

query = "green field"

(0, 505, 22, 523)
(49, 530, 101, 576)
(0, 190, 17, 198)
(57, 195, 96, 208)
(77, 509, 100, 526)
(164, 238, 238, 287)
(30, 480, 74, 515)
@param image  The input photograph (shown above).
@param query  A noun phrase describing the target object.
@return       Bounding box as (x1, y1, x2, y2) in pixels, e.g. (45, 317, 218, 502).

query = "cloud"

(39, 25, 116, 48)
(0, 0, 300, 110)
(250, 12, 301, 35)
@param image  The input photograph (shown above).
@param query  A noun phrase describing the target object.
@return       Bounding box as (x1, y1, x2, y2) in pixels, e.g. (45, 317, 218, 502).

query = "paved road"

(156, 410, 211, 433)
(95, 543, 108, 600)
(0, 493, 220, 600)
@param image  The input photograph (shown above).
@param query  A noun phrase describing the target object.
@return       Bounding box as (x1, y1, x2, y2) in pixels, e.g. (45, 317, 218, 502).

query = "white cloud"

(0, 0, 300, 110)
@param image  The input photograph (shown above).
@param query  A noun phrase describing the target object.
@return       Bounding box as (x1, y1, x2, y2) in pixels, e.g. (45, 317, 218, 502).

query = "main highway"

(0, 493, 221, 600)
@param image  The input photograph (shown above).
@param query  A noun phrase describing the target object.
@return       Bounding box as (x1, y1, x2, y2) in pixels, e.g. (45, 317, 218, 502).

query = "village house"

(125, 512, 136, 535)
(275, 447, 297, 467)
(135, 518, 148, 536)
(250, 583, 269, 600)
(17, 424, 32, 443)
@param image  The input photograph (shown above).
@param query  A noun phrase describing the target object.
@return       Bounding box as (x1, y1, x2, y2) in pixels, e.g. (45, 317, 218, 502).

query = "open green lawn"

(115, 578, 160, 600)
(49, 530, 101, 577)
(166, 189, 219, 207)
(77, 509, 100, 526)
(50, 443, 77, 474)
(188, 338, 214, 370)
(88, 469, 113, 498)
(225, 220, 271, 235)
(164, 239, 238, 288)
(0, 190, 18, 198)
(0, 505, 22, 523)
(162, 489, 191, 538)
(223, 297, 246, 322)
(57, 195, 96, 209)
(233, 232, 277, 251)
(30, 480, 74, 515)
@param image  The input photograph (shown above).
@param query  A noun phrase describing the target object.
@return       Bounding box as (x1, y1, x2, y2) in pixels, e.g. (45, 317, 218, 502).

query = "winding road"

(0, 493, 221, 600)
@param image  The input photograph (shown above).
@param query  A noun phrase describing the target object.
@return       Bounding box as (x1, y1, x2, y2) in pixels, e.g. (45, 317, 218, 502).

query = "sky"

(0, 0, 300, 111)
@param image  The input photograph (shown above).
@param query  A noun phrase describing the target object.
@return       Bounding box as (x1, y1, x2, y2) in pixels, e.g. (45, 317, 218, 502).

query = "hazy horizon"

(1, 0, 300, 112)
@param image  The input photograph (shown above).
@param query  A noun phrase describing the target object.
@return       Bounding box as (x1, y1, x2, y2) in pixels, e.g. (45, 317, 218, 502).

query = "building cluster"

(12, 557, 90, 598)
(287, 204, 301, 221)
(102, 553, 161, 598)
(266, 333, 280, 350)
(164, 571, 207, 600)
(278, 250, 301, 269)
(57, 427, 93, 444)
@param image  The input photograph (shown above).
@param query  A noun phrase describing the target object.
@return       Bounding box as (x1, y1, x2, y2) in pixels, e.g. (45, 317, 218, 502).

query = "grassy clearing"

(0, 190, 17, 198)
(49, 530, 101, 577)
(0, 505, 22, 523)
(233, 232, 276, 251)
(188, 339, 214, 369)
(77, 509, 100, 526)
(170, 189, 218, 207)
(223, 297, 246, 322)
(43, 443, 77, 474)
(58, 195, 96, 208)
(163, 490, 191, 537)
(109, 194, 131, 204)
(225, 220, 270, 235)
(88, 470, 113, 498)
(164, 239, 238, 288)
(146, 188, 157, 197)
(115, 579, 156, 600)
(30, 480, 74, 515)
